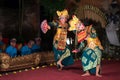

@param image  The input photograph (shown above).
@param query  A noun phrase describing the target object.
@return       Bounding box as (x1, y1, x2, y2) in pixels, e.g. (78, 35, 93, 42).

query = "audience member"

(5, 38, 17, 58)
(20, 40, 34, 56)
(0, 33, 4, 53)
(31, 37, 41, 53)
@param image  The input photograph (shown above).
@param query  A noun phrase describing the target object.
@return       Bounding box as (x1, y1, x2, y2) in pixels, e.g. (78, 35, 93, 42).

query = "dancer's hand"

(72, 49, 79, 53)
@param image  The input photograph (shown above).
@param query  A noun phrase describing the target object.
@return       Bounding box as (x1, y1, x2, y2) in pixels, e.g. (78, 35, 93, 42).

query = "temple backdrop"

(0, 0, 120, 56)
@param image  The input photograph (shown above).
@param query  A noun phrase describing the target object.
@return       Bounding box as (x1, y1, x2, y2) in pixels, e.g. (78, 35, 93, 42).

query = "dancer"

(69, 16, 103, 77)
(41, 9, 74, 70)
(81, 25, 103, 77)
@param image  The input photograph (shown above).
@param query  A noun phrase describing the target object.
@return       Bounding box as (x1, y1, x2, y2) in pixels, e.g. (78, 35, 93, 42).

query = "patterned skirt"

(81, 47, 102, 74)
(53, 46, 74, 66)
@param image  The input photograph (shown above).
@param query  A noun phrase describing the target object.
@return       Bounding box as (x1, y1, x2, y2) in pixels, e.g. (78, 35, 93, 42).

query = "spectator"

(20, 40, 34, 56)
(5, 38, 17, 58)
(0, 33, 4, 53)
(31, 37, 41, 53)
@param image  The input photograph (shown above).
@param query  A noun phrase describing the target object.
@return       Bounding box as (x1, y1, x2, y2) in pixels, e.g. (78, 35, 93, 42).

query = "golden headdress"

(69, 15, 80, 31)
(56, 9, 69, 18)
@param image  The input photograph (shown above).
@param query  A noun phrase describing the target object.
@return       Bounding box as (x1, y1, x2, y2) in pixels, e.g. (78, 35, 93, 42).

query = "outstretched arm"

(72, 41, 86, 53)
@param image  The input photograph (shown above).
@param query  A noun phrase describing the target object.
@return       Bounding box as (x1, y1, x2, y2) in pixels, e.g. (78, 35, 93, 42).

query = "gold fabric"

(53, 23, 68, 50)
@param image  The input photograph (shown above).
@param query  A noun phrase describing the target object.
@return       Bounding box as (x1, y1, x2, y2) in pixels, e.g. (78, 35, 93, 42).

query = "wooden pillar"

(19, 0, 24, 37)
(36, 0, 40, 37)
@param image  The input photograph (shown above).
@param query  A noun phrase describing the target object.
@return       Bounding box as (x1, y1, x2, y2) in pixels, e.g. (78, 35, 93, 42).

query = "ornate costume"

(41, 9, 74, 69)
(80, 26, 103, 74)
(69, 15, 103, 75)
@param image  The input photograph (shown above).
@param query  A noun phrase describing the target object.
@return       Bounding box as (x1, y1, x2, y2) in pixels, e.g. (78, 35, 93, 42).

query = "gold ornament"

(56, 9, 69, 18)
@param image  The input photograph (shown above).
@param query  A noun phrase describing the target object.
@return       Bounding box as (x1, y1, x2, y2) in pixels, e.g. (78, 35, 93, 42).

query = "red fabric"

(15, 44, 19, 49)
(77, 31, 87, 43)
(2, 38, 9, 44)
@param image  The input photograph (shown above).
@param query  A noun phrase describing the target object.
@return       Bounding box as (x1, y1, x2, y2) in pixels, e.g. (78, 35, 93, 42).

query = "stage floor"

(0, 59, 120, 80)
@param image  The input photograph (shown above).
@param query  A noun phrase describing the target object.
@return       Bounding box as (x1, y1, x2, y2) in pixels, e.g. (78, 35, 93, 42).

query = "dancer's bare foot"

(57, 64, 64, 71)
(81, 72, 90, 76)
(57, 62, 64, 71)
(57, 61, 64, 67)
(96, 74, 102, 77)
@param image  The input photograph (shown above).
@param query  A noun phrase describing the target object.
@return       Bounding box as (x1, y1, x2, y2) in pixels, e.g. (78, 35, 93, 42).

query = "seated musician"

(20, 40, 34, 56)
(5, 38, 17, 58)
(31, 37, 41, 53)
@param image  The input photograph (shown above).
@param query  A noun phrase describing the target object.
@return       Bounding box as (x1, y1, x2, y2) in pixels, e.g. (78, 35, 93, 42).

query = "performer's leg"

(81, 71, 90, 76)
(57, 48, 71, 70)
(57, 58, 64, 70)
(96, 65, 102, 77)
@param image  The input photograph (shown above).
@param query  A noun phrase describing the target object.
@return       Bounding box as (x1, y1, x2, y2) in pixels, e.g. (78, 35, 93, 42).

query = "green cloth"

(81, 46, 102, 73)
(53, 46, 74, 66)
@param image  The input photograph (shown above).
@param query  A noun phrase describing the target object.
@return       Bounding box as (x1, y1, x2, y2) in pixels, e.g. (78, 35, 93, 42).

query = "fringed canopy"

(74, 5, 108, 28)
